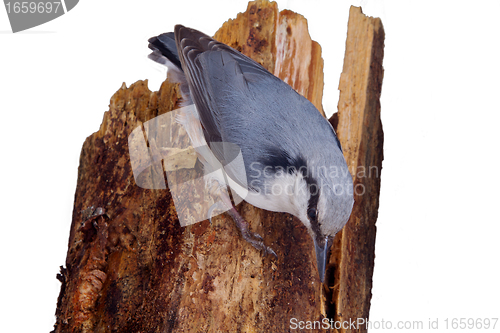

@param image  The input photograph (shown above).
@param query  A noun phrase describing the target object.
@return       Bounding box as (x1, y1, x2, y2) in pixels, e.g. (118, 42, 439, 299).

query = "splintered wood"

(331, 6, 384, 333)
(53, 2, 384, 332)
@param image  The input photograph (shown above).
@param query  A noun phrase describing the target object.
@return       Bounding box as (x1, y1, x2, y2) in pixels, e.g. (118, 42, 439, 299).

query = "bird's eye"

(307, 208, 317, 220)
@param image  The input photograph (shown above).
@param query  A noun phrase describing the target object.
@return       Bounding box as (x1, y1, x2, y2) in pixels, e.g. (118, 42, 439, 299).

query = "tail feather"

(148, 31, 191, 104)
(148, 32, 182, 70)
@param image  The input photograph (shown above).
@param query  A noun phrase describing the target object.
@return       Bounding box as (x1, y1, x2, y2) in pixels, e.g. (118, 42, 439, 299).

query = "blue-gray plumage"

(148, 25, 354, 282)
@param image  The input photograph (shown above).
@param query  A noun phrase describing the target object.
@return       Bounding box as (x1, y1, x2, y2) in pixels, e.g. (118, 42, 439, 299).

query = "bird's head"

(291, 160, 354, 283)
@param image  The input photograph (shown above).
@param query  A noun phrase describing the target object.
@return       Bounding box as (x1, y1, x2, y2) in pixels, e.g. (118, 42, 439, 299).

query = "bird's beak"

(313, 237, 329, 283)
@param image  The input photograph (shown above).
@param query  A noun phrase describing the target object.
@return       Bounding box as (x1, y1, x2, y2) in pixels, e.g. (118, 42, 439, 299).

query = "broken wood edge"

(327, 6, 385, 332)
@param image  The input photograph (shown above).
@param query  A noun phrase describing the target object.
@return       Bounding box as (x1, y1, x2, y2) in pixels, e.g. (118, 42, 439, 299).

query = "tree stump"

(53, 2, 384, 332)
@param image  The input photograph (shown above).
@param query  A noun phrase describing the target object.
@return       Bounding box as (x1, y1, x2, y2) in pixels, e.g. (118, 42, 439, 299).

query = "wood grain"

(329, 6, 385, 333)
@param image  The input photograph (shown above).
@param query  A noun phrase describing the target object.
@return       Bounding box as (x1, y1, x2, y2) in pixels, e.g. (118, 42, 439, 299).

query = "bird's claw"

(241, 229, 278, 259)
(251, 232, 263, 241)
(264, 245, 278, 259)
(212, 189, 277, 259)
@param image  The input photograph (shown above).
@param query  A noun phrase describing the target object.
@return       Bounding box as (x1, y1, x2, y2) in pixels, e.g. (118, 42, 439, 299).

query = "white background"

(1, 0, 499, 332)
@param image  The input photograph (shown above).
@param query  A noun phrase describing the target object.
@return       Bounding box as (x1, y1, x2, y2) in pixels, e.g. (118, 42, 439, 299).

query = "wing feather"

(174, 25, 277, 148)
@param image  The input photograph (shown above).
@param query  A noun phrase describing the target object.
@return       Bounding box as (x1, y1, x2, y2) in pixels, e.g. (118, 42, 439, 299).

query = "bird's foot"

(226, 206, 277, 258)
(206, 181, 277, 258)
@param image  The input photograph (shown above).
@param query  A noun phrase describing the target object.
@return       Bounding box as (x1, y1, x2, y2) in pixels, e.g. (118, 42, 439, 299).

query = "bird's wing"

(174, 25, 342, 191)
(174, 25, 278, 151)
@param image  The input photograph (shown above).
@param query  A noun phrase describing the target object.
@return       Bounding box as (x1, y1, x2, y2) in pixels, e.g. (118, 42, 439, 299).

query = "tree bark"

(53, 2, 384, 332)
(329, 6, 385, 333)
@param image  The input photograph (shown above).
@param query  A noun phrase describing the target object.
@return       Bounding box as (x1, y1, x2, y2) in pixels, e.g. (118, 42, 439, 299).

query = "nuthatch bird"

(148, 25, 354, 282)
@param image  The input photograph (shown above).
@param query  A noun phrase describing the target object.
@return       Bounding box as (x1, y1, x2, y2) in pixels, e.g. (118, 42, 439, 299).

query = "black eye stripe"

(307, 182, 319, 217)
(307, 208, 317, 220)
(306, 175, 321, 239)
